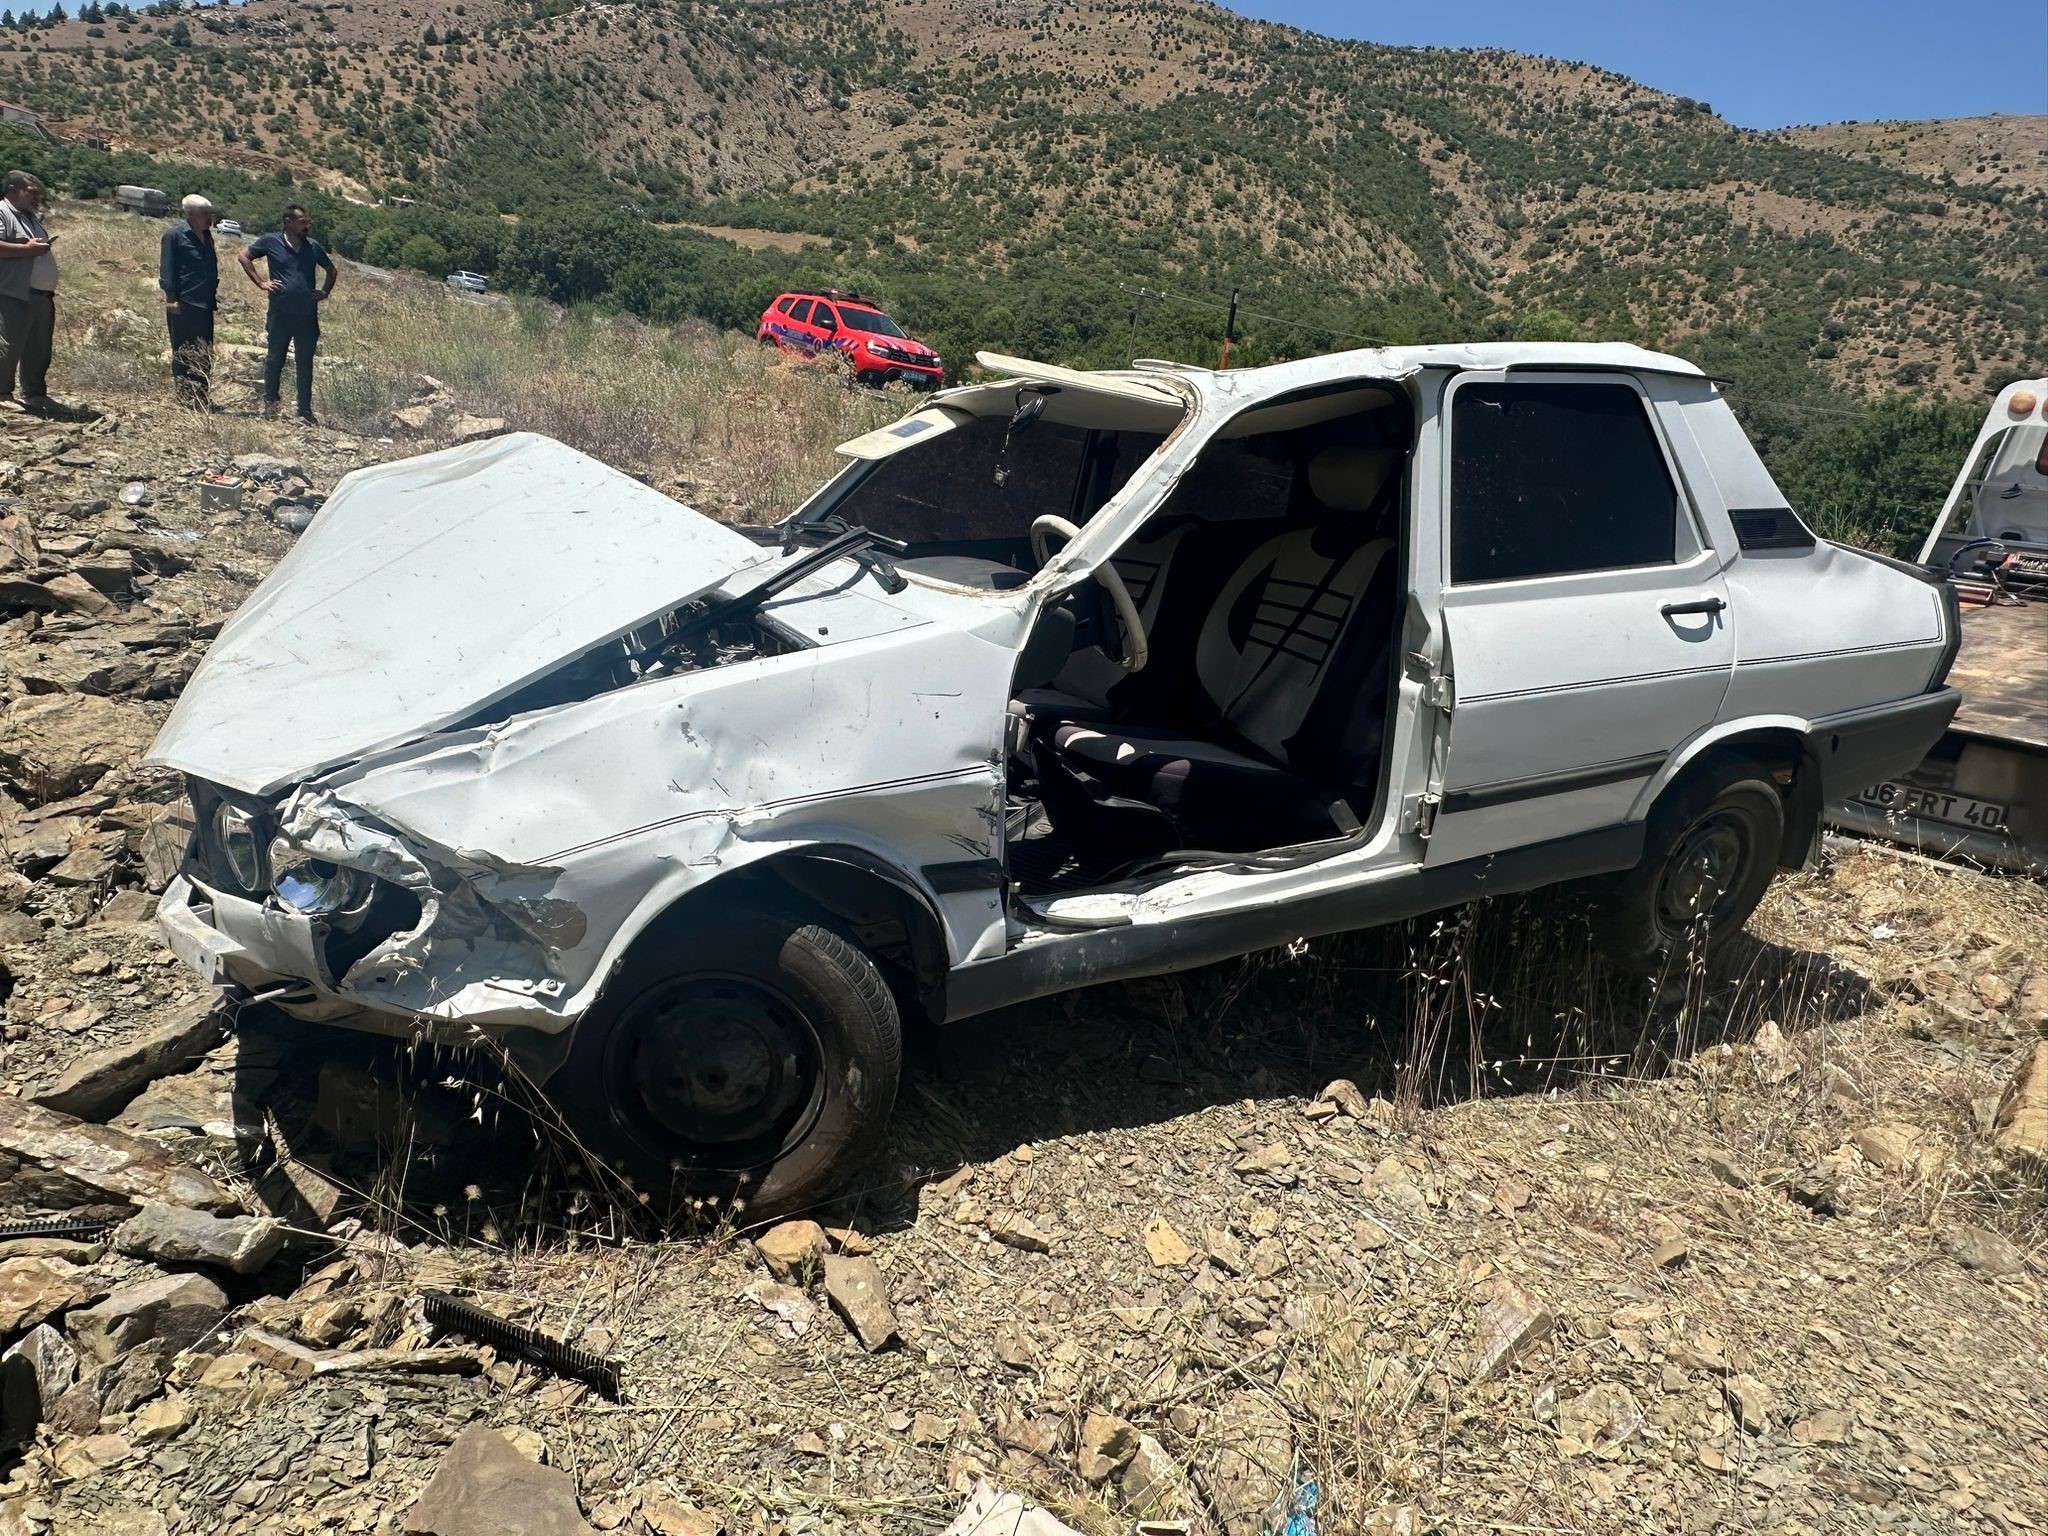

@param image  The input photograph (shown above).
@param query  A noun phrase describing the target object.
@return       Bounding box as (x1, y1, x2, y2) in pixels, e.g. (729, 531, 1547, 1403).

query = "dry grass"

(43, 202, 899, 523)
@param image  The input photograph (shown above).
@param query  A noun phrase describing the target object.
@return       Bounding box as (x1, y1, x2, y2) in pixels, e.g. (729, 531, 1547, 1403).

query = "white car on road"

(148, 342, 1960, 1214)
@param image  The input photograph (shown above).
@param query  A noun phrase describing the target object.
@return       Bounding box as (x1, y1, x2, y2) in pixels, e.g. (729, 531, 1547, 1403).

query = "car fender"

(574, 826, 959, 1013)
(1626, 714, 1812, 821)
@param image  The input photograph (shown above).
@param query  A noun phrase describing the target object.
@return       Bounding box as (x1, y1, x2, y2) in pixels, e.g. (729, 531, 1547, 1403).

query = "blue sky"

(1235, 1, 2048, 130)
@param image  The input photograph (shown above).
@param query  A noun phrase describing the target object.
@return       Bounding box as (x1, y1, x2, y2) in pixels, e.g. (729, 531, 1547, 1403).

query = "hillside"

(1783, 115, 2048, 197)
(0, 0, 2043, 414)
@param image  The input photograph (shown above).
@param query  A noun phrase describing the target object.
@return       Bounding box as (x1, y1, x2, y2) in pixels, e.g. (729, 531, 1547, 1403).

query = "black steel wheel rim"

(605, 973, 825, 1171)
(1654, 809, 1753, 940)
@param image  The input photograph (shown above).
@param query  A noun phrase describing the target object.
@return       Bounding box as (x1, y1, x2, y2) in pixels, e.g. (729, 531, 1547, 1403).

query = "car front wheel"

(552, 913, 901, 1220)
(1584, 758, 1785, 976)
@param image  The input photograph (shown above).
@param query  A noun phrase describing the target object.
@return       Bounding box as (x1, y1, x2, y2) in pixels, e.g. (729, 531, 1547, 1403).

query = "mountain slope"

(3, 0, 2043, 404)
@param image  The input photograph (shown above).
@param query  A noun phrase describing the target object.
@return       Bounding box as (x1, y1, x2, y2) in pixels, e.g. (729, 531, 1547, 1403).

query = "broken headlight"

(269, 850, 370, 917)
(213, 803, 265, 893)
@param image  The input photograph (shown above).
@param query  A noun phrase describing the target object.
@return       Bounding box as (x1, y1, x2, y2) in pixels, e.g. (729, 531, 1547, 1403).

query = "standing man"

(0, 170, 61, 415)
(159, 193, 219, 410)
(239, 204, 335, 425)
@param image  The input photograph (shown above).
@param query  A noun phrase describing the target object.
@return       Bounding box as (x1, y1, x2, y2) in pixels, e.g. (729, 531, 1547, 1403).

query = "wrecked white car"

(148, 343, 1960, 1214)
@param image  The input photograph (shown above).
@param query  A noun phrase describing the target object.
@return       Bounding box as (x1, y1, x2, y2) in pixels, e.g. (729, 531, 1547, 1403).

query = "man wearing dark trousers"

(240, 204, 335, 424)
(159, 193, 219, 410)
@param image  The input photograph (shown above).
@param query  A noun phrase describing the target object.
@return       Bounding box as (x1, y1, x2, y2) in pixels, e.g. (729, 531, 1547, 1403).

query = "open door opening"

(1002, 381, 1415, 896)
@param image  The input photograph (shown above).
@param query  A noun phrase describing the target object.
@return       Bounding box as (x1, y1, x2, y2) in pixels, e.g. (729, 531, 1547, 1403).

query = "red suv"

(757, 290, 942, 388)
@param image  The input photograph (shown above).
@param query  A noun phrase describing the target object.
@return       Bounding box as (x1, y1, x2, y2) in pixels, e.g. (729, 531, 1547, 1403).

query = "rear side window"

(1451, 381, 1679, 583)
(774, 296, 794, 314)
(788, 299, 813, 323)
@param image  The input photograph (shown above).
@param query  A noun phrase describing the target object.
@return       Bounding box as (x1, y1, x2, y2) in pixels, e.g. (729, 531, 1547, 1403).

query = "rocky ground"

(0, 256, 2044, 1536)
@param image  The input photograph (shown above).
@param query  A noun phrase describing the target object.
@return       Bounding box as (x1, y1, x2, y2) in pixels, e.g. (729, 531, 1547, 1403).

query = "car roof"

(1138, 340, 1708, 385)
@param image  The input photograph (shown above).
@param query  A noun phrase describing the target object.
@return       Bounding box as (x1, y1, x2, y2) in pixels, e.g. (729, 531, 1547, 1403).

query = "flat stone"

(47, 843, 116, 886)
(751, 1219, 826, 1282)
(0, 692, 154, 799)
(0, 1095, 233, 1216)
(67, 1271, 228, 1365)
(987, 1210, 1052, 1253)
(1791, 1408, 1853, 1445)
(403, 1424, 597, 1536)
(1722, 1373, 1775, 1434)
(1077, 1410, 1138, 1485)
(51, 1430, 132, 1479)
(1, 1322, 76, 1439)
(1943, 1224, 2027, 1275)
(1468, 1280, 1555, 1382)
(1994, 1040, 2047, 1162)
(230, 453, 302, 481)
(1204, 1227, 1248, 1276)
(239, 1327, 321, 1379)
(0, 1257, 88, 1333)
(1851, 1121, 1925, 1173)
(312, 1345, 482, 1378)
(1142, 1216, 1195, 1268)
(1556, 1382, 1644, 1456)
(638, 1497, 719, 1536)
(253, 1157, 347, 1227)
(30, 992, 226, 1121)
(1120, 1433, 1189, 1520)
(115, 1202, 284, 1275)
(821, 1254, 900, 1352)
(129, 1390, 195, 1442)
(1205, 1391, 1295, 1536)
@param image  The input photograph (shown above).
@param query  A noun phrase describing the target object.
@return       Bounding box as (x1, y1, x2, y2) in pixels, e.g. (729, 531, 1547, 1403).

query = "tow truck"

(1828, 377, 2048, 873)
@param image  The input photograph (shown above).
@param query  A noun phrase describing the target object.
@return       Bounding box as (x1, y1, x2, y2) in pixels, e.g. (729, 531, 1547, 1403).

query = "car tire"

(1584, 758, 1785, 976)
(551, 911, 901, 1221)
(757, 334, 779, 350)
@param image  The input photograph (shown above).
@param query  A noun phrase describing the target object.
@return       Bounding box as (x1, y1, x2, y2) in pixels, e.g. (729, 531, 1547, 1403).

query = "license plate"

(1852, 779, 2010, 832)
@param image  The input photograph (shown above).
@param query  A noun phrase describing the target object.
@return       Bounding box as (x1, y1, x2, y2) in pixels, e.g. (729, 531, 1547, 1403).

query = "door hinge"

(1404, 650, 1452, 709)
(1403, 791, 1441, 838)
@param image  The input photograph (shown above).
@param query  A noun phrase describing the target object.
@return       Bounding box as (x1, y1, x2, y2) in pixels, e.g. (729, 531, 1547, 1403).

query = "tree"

(361, 225, 406, 268)
(1768, 396, 1979, 553)
(398, 232, 447, 275)
(1514, 307, 1583, 343)
(166, 17, 189, 45)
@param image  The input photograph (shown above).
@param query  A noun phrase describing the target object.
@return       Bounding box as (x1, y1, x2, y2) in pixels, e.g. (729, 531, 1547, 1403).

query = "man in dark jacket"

(239, 204, 335, 425)
(159, 194, 219, 409)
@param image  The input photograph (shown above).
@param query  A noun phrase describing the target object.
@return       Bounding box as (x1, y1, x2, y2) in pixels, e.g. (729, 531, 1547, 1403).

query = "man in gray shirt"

(0, 169, 60, 414)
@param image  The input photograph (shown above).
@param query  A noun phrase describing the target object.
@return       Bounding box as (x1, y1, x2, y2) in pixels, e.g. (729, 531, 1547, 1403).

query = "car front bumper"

(158, 867, 578, 1045)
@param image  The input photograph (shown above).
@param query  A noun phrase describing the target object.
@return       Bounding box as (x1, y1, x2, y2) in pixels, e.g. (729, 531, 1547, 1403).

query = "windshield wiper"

(646, 523, 909, 666)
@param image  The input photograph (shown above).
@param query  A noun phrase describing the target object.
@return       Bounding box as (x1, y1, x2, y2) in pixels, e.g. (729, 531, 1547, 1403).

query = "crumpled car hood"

(148, 432, 776, 796)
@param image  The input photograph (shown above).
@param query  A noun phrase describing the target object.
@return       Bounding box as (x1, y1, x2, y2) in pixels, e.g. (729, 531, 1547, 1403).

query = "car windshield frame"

(839, 307, 907, 339)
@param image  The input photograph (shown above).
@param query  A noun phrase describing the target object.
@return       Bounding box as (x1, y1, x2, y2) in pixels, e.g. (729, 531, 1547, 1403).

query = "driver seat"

(1038, 446, 1400, 852)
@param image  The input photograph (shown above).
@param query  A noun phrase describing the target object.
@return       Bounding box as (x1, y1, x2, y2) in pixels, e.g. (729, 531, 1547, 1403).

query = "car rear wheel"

(552, 912, 901, 1220)
(1584, 758, 1784, 976)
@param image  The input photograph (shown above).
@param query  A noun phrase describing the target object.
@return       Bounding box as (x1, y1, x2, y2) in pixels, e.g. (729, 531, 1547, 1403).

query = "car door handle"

(1661, 596, 1727, 617)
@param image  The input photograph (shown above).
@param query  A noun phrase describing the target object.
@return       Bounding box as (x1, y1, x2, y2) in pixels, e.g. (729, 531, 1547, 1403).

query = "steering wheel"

(1030, 514, 1149, 673)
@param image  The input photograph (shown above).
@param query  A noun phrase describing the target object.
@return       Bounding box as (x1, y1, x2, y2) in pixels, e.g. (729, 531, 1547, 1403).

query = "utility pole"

(1218, 287, 1239, 370)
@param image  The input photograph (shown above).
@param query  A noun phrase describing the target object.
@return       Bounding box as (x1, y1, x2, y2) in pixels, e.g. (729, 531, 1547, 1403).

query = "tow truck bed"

(1947, 600, 2048, 750)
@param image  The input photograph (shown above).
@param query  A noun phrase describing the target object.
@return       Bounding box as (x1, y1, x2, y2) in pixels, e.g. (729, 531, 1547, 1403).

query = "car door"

(811, 301, 845, 360)
(783, 297, 816, 350)
(1422, 371, 1735, 866)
